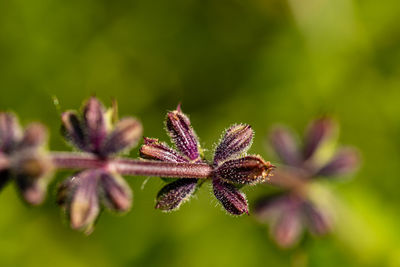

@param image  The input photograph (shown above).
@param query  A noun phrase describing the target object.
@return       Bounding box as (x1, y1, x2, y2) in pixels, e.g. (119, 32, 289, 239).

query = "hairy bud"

(214, 155, 274, 185)
(61, 111, 86, 150)
(155, 178, 198, 211)
(83, 97, 108, 153)
(166, 105, 200, 161)
(214, 124, 253, 166)
(140, 138, 188, 163)
(213, 178, 248, 215)
(99, 172, 132, 212)
(67, 170, 100, 234)
(100, 118, 142, 156)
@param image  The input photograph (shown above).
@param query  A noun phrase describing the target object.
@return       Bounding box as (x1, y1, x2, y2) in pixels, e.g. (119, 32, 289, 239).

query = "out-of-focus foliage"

(0, 0, 399, 266)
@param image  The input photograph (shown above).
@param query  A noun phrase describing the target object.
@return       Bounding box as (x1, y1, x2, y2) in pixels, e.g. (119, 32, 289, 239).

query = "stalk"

(50, 152, 213, 179)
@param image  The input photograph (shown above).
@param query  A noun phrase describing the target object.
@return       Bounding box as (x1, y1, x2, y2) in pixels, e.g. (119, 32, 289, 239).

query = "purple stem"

(50, 152, 213, 179)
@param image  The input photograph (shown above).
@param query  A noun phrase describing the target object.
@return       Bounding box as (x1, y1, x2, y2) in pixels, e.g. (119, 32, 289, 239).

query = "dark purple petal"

(212, 178, 248, 215)
(213, 155, 275, 185)
(140, 137, 188, 163)
(0, 112, 22, 153)
(68, 170, 100, 233)
(302, 201, 332, 235)
(272, 208, 303, 248)
(100, 117, 142, 156)
(303, 117, 337, 160)
(83, 97, 108, 153)
(214, 124, 253, 166)
(316, 148, 359, 177)
(155, 178, 198, 211)
(61, 111, 86, 150)
(269, 127, 301, 167)
(19, 123, 48, 149)
(166, 105, 200, 161)
(99, 172, 132, 212)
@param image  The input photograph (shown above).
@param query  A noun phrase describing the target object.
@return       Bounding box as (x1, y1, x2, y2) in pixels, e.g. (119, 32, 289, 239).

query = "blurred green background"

(0, 0, 400, 266)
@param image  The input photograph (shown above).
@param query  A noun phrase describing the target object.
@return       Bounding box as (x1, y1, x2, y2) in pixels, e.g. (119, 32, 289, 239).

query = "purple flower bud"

(213, 155, 275, 185)
(100, 118, 142, 157)
(67, 170, 100, 233)
(272, 208, 302, 248)
(61, 111, 86, 151)
(140, 137, 188, 163)
(0, 112, 22, 153)
(155, 178, 198, 211)
(83, 97, 108, 153)
(269, 127, 301, 167)
(316, 148, 359, 177)
(303, 117, 337, 160)
(212, 178, 248, 215)
(214, 124, 253, 166)
(19, 123, 48, 149)
(99, 172, 132, 212)
(302, 201, 332, 236)
(166, 105, 200, 161)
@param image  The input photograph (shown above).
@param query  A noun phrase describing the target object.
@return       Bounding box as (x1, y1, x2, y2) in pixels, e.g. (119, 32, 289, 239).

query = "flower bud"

(68, 170, 100, 234)
(214, 124, 253, 166)
(166, 105, 200, 161)
(214, 155, 275, 185)
(83, 97, 108, 153)
(303, 117, 337, 160)
(269, 126, 301, 166)
(100, 118, 142, 156)
(61, 111, 86, 150)
(155, 178, 198, 211)
(302, 202, 332, 236)
(316, 148, 359, 177)
(273, 209, 302, 248)
(19, 123, 48, 149)
(140, 137, 188, 163)
(212, 178, 248, 215)
(0, 112, 21, 153)
(99, 172, 132, 212)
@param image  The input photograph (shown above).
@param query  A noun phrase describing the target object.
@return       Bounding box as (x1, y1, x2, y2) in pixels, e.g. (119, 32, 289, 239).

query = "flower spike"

(254, 117, 359, 248)
(141, 112, 275, 216)
(0, 112, 53, 205)
(57, 97, 140, 233)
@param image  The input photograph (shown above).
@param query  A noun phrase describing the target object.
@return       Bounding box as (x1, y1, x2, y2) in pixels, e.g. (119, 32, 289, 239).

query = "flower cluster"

(0, 112, 53, 205)
(140, 105, 274, 215)
(57, 97, 142, 233)
(254, 117, 359, 248)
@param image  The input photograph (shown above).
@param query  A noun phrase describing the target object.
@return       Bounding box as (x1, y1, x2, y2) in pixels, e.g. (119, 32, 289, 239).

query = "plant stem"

(50, 152, 213, 179)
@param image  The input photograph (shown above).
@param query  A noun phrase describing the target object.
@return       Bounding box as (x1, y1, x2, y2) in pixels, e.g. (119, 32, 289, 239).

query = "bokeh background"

(0, 0, 399, 266)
